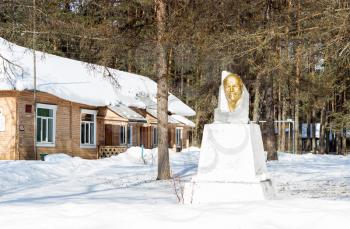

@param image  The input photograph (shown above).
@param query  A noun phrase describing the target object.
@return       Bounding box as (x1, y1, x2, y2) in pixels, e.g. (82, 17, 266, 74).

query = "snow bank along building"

(0, 38, 195, 160)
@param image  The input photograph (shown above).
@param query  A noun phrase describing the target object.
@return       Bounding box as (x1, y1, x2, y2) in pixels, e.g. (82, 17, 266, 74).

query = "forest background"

(1, 0, 349, 158)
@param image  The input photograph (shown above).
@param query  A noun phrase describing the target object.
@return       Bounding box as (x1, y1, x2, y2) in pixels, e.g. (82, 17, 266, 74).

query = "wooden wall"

(131, 124, 142, 147)
(0, 90, 194, 160)
(168, 125, 193, 152)
(0, 92, 17, 160)
(16, 91, 99, 159)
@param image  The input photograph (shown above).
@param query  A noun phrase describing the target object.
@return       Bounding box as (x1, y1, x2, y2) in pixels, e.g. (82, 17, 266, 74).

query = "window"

(25, 104, 32, 113)
(120, 125, 127, 145)
(153, 127, 158, 146)
(0, 108, 5, 132)
(175, 128, 182, 147)
(127, 125, 133, 146)
(80, 109, 97, 147)
(36, 104, 57, 147)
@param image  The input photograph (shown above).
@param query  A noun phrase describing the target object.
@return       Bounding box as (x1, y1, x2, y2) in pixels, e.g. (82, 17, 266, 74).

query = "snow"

(0, 38, 195, 116)
(268, 152, 350, 200)
(171, 114, 195, 127)
(108, 104, 147, 122)
(0, 150, 350, 228)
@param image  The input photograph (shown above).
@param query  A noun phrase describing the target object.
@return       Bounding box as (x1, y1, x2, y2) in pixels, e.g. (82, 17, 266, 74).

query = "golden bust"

(223, 73, 243, 112)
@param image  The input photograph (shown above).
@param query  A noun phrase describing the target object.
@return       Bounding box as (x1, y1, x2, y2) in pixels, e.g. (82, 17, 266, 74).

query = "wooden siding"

(98, 107, 129, 147)
(168, 124, 192, 151)
(131, 124, 141, 146)
(0, 93, 17, 160)
(132, 108, 157, 124)
(16, 91, 99, 159)
(103, 108, 128, 122)
(0, 90, 194, 160)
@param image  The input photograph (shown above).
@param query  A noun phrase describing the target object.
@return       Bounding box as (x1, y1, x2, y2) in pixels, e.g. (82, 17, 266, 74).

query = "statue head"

(223, 73, 243, 112)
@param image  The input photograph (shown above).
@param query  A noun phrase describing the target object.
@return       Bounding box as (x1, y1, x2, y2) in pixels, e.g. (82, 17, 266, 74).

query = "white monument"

(184, 71, 275, 204)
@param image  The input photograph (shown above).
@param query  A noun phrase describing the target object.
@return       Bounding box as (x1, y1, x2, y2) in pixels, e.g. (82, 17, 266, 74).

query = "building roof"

(171, 115, 195, 128)
(108, 104, 147, 123)
(145, 108, 179, 124)
(0, 38, 195, 116)
(137, 96, 157, 110)
(145, 108, 195, 127)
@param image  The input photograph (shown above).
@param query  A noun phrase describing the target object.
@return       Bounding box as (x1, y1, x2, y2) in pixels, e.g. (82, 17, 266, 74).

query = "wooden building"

(0, 37, 196, 160)
(0, 90, 195, 160)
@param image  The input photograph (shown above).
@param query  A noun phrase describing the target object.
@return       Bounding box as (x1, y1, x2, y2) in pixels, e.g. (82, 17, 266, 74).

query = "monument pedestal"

(184, 123, 275, 204)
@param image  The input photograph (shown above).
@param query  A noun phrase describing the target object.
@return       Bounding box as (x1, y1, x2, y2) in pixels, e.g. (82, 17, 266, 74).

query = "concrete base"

(184, 123, 275, 204)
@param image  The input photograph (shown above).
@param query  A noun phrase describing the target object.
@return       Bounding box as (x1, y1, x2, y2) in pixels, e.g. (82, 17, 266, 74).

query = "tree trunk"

(277, 83, 282, 151)
(319, 106, 326, 154)
(342, 128, 347, 155)
(185, 77, 190, 104)
(281, 97, 287, 152)
(336, 131, 342, 155)
(294, 0, 301, 154)
(305, 111, 311, 152)
(342, 88, 347, 155)
(193, 68, 199, 145)
(167, 47, 173, 81)
(294, 46, 301, 154)
(155, 0, 171, 180)
(180, 56, 184, 96)
(252, 73, 262, 122)
(311, 109, 317, 154)
(325, 131, 330, 153)
(265, 75, 278, 160)
(325, 114, 330, 154)
(127, 49, 134, 73)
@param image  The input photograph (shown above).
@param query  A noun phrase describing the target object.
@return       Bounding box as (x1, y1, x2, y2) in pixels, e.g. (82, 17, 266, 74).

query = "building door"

(140, 127, 151, 148)
(105, 124, 112, 145)
(140, 127, 143, 147)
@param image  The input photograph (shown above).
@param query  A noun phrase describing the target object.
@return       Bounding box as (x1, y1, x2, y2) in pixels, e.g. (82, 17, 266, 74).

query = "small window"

(36, 104, 57, 147)
(120, 125, 127, 145)
(153, 127, 158, 146)
(175, 128, 182, 147)
(25, 104, 32, 113)
(80, 109, 97, 147)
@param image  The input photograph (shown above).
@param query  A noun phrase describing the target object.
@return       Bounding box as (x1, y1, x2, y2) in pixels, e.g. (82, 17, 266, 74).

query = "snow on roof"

(108, 104, 147, 123)
(138, 96, 157, 110)
(0, 37, 195, 116)
(145, 108, 180, 124)
(145, 107, 194, 127)
(171, 115, 195, 128)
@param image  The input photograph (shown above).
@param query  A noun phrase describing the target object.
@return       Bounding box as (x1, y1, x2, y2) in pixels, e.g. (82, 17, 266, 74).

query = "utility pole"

(33, 0, 37, 160)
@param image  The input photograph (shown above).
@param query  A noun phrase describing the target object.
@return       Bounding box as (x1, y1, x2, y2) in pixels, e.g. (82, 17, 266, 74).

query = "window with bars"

(36, 104, 57, 147)
(80, 110, 97, 147)
(120, 125, 127, 145)
(127, 125, 133, 146)
(153, 127, 158, 146)
(175, 128, 182, 147)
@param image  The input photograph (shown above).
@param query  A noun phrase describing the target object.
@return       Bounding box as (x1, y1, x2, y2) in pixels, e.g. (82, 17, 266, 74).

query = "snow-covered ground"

(0, 148, 349, 228)
(269, 153, 350, 200)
